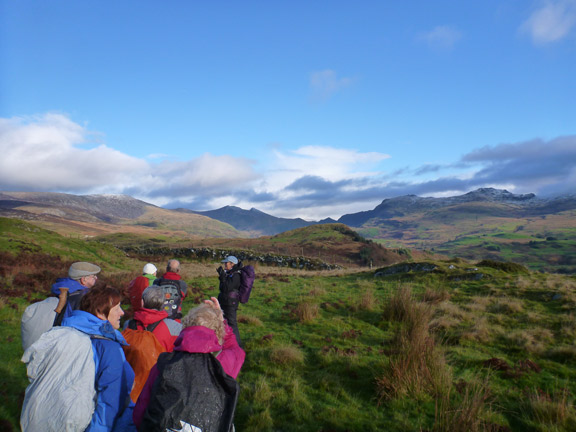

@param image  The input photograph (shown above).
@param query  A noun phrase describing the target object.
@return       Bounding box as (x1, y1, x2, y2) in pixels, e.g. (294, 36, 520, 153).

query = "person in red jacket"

(133, 297, 245, 429)
(123, 285, 182, 351)
(153, 259, 188, 320)
(128, 263, 157, 312)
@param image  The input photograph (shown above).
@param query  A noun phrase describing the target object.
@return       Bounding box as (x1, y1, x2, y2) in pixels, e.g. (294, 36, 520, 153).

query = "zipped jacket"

(127, 308, 182, 351)
(63, 311, 136, 432)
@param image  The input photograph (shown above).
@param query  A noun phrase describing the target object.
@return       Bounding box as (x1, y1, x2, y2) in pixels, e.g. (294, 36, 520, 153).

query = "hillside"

(338, 188, 576, 226)
(2, 189, 575, 273)
(2, 236, 576, 431)
(96, 223, 424, 269)
(340, 189, 576, 273)
(0, 191, 243, 239)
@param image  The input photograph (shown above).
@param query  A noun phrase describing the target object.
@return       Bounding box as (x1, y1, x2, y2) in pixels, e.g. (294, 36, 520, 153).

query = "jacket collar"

(62, 310, 128, 345)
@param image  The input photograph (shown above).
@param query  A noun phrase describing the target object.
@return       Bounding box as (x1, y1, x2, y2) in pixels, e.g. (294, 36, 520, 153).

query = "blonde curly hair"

(181, 304, 225, 344)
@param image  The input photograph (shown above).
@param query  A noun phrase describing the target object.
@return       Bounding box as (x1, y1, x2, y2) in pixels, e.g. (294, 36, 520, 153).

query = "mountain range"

(179, 206, 336, 236)
(1, 188, 575, 273)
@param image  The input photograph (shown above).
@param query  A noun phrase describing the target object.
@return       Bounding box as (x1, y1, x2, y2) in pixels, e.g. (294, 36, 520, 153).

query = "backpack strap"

(53, 289, 86, 327)
(129, 318, 164, 332)
(145, 319, 164, 332)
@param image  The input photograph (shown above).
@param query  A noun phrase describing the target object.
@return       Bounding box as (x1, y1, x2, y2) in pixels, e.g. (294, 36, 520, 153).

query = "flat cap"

(68, 262, 101, 279)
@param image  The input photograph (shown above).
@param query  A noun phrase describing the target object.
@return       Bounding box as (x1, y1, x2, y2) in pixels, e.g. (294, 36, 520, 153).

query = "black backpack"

(140, 351, 239, 432)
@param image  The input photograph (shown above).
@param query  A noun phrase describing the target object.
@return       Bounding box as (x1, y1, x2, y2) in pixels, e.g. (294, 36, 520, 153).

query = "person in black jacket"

(217, 256, 243, 347)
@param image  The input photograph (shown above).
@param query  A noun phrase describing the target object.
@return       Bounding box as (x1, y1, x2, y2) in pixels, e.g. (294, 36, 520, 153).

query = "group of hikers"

(20, 255, 252, 432)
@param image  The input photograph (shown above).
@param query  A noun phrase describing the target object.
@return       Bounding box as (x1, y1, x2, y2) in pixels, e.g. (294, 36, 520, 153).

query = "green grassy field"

(357, 210, 576, 275)
(2, 219, 576, 431)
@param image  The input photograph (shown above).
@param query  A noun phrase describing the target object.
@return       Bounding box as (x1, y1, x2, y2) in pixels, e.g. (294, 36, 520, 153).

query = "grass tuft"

(522, 387, 576, 430)
(433, 377, 493, 432)
(269, 345, 305, 366)
(293, 302, 320, 323)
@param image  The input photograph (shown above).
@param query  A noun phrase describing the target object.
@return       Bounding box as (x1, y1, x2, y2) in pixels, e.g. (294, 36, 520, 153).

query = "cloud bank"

(0, 113, 574, 220)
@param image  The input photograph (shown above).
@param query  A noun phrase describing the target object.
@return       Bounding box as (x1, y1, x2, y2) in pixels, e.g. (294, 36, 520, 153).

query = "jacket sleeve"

(88, 340, 136, 432)
(217, 323, 246, 379)
(220, 270, 241, 295)
(133, 364, 159, 429)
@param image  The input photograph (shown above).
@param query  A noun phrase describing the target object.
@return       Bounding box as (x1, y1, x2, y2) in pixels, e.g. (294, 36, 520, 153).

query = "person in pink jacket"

(133, 297, 245, 430)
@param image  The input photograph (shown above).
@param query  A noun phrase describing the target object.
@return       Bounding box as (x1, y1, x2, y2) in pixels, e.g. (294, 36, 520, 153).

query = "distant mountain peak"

(462, 188, 536, 201)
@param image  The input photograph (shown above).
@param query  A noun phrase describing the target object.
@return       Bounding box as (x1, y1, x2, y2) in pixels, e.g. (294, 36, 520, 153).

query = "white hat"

(143, 263, 157, 275)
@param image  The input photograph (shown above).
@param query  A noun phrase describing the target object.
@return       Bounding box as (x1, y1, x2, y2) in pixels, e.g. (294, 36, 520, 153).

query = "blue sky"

(1, 1, 575, 220)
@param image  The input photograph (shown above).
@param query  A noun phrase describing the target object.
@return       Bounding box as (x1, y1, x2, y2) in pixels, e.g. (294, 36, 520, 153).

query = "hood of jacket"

(174, 326, 221, 354)
(51, 277, 87, 296)
(62, 310, 128, 346)
(133, 308, 169, 326)
(161, 271, 182, 281)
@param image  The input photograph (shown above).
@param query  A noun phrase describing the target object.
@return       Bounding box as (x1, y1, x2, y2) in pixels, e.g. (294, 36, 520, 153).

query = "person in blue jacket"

(52, 261, 101, 324)
(62, 286, 136, 432)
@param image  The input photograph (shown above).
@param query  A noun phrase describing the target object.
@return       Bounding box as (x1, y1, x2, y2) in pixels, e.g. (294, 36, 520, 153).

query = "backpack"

(139, 351, 239, 432)
(21, 297, 58, 351)
(238, 265, 255, 304)
(122, 319, 166, 403)
(21, 326, 99, 432)
(155, 278, 185, 319)
(21, 288, 81, 351)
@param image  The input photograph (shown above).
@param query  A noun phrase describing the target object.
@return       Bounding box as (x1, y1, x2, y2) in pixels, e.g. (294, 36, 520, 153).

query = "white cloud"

(309, 70, 353, 101)
(0, 113, 148, 191)
(3, 113, 573, 221)
(0, 113, 259, 204)
(141, 154, 259, 198)
(522, 0, 576, 44)
(264, 145, 389, 191)
(418, 26, 463, 50)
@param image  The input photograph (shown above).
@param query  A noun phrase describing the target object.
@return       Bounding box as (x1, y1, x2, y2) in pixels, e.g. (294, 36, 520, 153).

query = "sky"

(0, 0, 575, 220)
